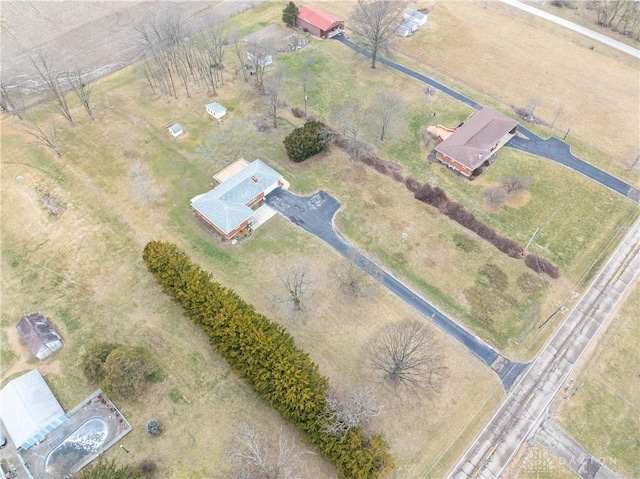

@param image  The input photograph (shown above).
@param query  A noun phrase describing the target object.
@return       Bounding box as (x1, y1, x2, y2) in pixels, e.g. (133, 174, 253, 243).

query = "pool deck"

(20, 390, 131, 478)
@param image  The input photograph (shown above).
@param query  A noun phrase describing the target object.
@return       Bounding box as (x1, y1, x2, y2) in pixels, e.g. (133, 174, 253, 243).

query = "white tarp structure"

(0, 369, 67, 452)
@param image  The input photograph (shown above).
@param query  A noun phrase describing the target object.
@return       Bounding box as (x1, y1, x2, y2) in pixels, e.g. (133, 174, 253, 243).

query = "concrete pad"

(250, 204, 277, 230)
(213, 158, 249, 184)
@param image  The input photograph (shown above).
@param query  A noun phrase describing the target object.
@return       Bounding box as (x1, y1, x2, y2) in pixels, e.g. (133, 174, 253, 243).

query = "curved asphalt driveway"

(334, 35, 639, 204)
(265, 188, 527, 391)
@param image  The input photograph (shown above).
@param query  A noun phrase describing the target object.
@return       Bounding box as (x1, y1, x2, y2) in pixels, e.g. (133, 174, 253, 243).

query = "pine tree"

(282, 1, 299, 27)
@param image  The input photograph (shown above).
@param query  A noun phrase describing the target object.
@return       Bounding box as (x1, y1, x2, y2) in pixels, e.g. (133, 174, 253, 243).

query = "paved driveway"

(265, 188, 527, 390)
(333, 35, 639, 204)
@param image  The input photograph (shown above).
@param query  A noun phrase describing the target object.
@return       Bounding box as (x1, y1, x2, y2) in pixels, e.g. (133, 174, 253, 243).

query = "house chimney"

(251, 176, 258, 183)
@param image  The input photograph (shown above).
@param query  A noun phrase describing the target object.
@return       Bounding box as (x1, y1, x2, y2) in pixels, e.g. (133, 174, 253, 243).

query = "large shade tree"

(352, 0, 404, 69)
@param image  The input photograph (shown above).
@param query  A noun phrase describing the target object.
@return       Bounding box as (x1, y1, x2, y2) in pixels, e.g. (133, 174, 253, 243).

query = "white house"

(246, 47, 273, 68)
(167, 123, 183, 137)
(205, 102, 227, 120)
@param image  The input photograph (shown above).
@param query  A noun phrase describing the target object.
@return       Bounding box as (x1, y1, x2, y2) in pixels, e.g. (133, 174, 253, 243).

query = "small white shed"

(168, 123, 183, 137)
(396, 21, 418, 37)
(205, 102, 227, 120)
(403, 8, 428, 27)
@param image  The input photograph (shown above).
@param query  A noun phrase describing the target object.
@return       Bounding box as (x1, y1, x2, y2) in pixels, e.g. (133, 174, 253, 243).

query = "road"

(448, 217, 640, 478)
(265, 188, 527, 390)
(533, 419, 621, 479)
(499, 0, 640, 59)
(333, 35, 639, 204)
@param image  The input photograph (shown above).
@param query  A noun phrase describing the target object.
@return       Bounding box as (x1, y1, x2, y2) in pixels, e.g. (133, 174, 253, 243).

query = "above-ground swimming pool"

(45, 417, 109, 474)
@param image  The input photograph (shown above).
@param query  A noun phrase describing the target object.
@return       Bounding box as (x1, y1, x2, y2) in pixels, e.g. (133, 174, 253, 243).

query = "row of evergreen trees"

(142, 241, 393, 478)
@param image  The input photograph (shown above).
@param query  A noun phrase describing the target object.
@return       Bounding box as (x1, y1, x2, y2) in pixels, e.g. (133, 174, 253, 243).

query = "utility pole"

(526, 227, 540, 251)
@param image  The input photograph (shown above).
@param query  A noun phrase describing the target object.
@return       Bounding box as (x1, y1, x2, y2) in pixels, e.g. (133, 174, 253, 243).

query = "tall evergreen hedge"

(143, 241, 393, 478)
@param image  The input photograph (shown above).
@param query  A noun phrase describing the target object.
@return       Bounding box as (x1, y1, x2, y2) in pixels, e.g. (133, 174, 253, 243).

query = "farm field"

(1, 1, 639, 478)
(551, 281, 640, 478)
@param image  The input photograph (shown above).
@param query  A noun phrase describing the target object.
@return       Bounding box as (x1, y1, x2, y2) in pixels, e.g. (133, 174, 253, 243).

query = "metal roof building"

(16, 312, 63, 360)
(0, 370, 68, 452)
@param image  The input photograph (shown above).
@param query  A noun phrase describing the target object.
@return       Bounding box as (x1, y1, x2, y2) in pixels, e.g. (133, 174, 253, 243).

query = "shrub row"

(525, 254, 560, 279)
(142, 241, 393, 479)
(321, 130, 559, 276)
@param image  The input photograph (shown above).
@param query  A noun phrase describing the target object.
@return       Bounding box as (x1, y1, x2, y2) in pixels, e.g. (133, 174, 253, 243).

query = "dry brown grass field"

(550, 281, 640, 477)
(312, 0, 639, 183)
(0, 48, 502, 479)
(1, 2, 638, 478)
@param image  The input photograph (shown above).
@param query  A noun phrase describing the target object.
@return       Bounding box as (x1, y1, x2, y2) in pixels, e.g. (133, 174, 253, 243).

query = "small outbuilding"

(396, 20, 418, 37)
(295, 5, 344, 38)
(167, 123, 183, 137)
(16, 312, 63, 360)
(247, 47, 273, 67)
(0, 369, 68, 452)
(403, 8, 428, 27)
(205, 102, 227, 120)
(434, 107, 518, 177)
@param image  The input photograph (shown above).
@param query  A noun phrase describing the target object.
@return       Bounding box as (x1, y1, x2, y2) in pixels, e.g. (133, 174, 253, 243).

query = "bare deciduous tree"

(230, 29, 249, 82)
(23, 119, 62, 158)
(277, 264, 313, 312)
(224, 422, 310, 479)
(500, 173, 532, 195)
(322, 385, 383, 436)
(332, 100, 366, 141)
(352, 0, 404, 69)
(0, 78, 25, 119)
(330, 251, 375, 297)
(525, 97, 539, 120)
(31, 52, 75, 126)
(372, 91, 404, 141)
(366, 320, 448, 395)
(265, 68, 285, 128)
(128, 159, 162, 203)
(247, 42, 274, 94)
(483, 187, 507, 208)
(66, 68, 94, 120)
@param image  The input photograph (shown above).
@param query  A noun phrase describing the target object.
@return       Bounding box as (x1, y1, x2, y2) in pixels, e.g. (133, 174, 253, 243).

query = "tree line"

(142, 241, 394, 479)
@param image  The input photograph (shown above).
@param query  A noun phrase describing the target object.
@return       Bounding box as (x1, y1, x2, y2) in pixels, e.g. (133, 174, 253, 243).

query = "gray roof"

(191, 159, 282, 235)
(403, 8, 427, 24)
(168, 123, 183, 135)
(0, 370, 67, 451)
(205, 102, 226, 116)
